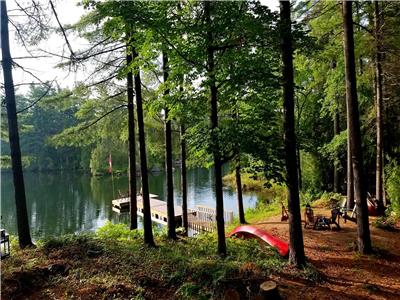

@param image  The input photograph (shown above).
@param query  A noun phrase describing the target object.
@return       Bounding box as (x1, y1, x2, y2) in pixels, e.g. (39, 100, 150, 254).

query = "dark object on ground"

(304, 205, 341, 230)
(367, 194, 386, 216)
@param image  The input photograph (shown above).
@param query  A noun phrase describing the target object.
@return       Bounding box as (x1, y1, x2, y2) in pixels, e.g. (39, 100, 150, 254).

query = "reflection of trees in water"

(1, 169, 259, 238)
(1, 173, 17, 234)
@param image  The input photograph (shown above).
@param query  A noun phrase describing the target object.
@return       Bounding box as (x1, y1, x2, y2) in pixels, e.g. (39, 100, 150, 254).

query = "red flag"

(108, 153, 112, 174)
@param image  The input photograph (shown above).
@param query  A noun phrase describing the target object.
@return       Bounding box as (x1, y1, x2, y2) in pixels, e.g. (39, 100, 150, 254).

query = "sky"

(2, 0, 280, 95)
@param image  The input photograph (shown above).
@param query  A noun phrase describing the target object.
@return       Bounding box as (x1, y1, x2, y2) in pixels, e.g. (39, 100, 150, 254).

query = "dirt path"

(252, 209, 400, 300)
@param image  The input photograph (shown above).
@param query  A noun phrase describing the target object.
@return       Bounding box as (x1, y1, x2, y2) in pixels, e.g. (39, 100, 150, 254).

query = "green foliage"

(41, 232, 100, 253)
(96, 221, 143, 241)
(1, 86, 84, 171)
(310, 192, 345, 208)
(300, 263, 325, 283)
(373, 216, 397, 231)
(300, 151, 324, 194)
(385, 159, 400, 217)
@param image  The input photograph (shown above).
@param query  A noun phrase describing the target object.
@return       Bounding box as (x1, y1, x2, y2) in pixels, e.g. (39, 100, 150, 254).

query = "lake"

(1, 168, 259, 238)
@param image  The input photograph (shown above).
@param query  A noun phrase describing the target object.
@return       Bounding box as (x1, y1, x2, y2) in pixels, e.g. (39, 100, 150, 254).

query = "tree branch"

(78, 104, 127, 131)
(49, 0, 75, 59)
(17, 80, 55, 114)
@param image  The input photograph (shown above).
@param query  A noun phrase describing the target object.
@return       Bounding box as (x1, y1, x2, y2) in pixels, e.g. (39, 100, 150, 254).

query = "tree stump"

(259, 280, 280, 299)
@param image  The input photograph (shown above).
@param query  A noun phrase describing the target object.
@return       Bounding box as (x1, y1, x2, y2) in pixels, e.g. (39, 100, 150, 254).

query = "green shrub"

(385, 159, 400, 217)
(96, 221, 143, 241)
(311, 192, 344, 208)
(300, 151, 323, 194)
(373, 216, 397, 231)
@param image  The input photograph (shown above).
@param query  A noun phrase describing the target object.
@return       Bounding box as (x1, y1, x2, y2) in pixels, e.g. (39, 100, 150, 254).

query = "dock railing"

(194, 205, 234, 224)
(187, 205, 234, 233)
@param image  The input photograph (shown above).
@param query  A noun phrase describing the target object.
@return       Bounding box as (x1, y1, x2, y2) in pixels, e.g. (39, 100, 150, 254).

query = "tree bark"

(342, 1, 372, 254)
(163, 52, 176, 239)
(1, 1, 34, 249)
(334, 106, 340, 193)
(133, 48, 155, 247)
(234, 108, 245, 224)
(127, 51, 137, 230)
(205, 1, 226, 256)
(374, 0, 384, 206)
(180, 124, 189, 235)
(235, 160, 246, 224)
(347, 129, 354, 209)
(279, 0, 305, 267)
(296, 145, 302, 191)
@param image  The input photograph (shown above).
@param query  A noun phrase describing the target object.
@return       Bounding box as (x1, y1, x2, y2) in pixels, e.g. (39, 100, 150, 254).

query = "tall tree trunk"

(163, 52, 176, 239)
(296, 145, 302, 190)
(234, 109, 245, 224)
(235, 158, 246, 224)
(133, 48, 155, 247)
(342, 1, 372, 254)
(180, 124, 189, 235)
(205, 1, 226, 256)
(1, 1, 33, 249)
(127, 51, 137, 230)
(347, 130, 354, 209)
(374, 0, 384, 206)
(334, 106, 340, 193)
(279, 0, 305, 267)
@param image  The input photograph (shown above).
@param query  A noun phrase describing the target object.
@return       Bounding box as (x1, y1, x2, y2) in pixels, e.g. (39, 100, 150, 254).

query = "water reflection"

(1, 168, 258, 238)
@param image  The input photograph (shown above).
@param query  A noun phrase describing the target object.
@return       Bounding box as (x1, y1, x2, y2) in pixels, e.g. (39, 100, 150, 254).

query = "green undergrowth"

(2, 223, 327, 299)
(224, 172, 346, 227)
(223, 172, 286, 226)
(3, 223, 286, 299)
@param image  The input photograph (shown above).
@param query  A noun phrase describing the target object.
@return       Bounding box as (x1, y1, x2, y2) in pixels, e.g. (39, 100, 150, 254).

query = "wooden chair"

(304, 204, 315, 229)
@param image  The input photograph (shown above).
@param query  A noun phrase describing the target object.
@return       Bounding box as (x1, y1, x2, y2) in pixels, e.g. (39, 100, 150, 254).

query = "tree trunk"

(1, 1, 33, 249)
(334, 106, 340, 193)
(279, 0, 305, 267)
(163, 52, 176, 239)
(205, 1, 226, 256)
(342, 1, 372, 254)
(133, 48, 155, 247)
(235, 160, 246, 224)
(234, 108, 245, 224)
(180, 124, 189, 235)
(347, 130, 354, 209)
(374, 0, 384, 206)
(127, 51, 137, 230)
(296, 145, 302, 191)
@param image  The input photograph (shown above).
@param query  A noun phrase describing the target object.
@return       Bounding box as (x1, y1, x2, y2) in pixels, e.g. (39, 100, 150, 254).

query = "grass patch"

(2, 223, 287, 299)
(223, 171, 286, 226)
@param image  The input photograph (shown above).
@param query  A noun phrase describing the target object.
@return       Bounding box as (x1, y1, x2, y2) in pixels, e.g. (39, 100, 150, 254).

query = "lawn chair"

(281, 202, 288, 221)
(335, 198, 357, 223)
(304, 204, 315, 229)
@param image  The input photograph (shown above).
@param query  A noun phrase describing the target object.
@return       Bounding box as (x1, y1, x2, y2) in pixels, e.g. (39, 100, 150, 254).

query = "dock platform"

(112, 195, 234, 233)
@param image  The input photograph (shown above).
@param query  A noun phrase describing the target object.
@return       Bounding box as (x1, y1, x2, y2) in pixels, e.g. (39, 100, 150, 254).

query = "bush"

(385, 159, 400, 217)
(96, 221, 144, 241)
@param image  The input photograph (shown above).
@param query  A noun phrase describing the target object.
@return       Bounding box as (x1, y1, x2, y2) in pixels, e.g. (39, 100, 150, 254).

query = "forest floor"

(2, 207, 400, 300)
(256, 207, 400, 300)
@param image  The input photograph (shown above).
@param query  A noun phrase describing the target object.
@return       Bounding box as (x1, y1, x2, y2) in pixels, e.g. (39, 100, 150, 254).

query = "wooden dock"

(112, 195, 181, 226)
(112, 196, 234, 233)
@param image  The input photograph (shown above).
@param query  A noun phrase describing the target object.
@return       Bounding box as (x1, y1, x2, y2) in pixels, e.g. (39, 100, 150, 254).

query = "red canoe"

(228, 225, 289, 257)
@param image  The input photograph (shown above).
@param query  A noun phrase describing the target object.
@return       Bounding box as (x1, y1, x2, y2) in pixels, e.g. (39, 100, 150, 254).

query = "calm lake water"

(1, 168, 259, 238)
